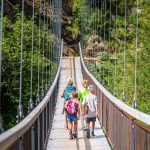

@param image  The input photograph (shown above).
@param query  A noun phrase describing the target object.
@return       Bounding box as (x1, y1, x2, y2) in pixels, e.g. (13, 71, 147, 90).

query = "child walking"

(78, 80, 89, 129)
(61, 78, 76, 129)
(82, 85, 98, 138)
(78, 80, 89, 107)
(65, 91, 80, 140)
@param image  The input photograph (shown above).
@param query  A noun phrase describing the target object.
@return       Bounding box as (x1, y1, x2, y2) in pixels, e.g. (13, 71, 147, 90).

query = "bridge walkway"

(46, 57, 110, 150)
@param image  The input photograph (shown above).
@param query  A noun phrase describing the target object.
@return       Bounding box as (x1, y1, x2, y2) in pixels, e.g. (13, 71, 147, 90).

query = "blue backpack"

(64, 86, 76, 101)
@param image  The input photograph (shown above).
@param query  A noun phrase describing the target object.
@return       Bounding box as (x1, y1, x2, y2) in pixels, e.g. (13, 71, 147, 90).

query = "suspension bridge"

(0, 0, 150, 150)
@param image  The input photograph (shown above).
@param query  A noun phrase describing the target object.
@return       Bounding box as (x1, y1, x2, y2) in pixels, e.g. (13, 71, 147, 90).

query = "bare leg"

(68, 122, 73, 139)
(68, 122, 73, 133)
(91, 121, 95, 136)
(64, 113, 68, 129)
(73, 121, 78, 138)
(86, 122, 90, 129)
(86, 121, 90, 138)
(74, 121, 77, 129)
(92, 121, 95, 129)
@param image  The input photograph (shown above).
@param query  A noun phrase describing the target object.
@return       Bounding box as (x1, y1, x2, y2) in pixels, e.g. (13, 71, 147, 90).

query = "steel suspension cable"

(36, 0, 41, 105)
(52, 0, 54, 83)
(96, 0, 99, 76)
(51, 0, 54, 82)
(17, 0, 24, 122)
(29, 0, 35, 112)
(59, 0, 62, 63)
(97, 0, 100, 81)
(122, 0, 127, 102)
(41, 0, 45, 99)
(113, 0, 118, 97)
(45, 2, 49, 91)
(101, 0, 105, 86)
(93, 0, 95, 72)
(48, 0, 51, 86)
(55, 0, 58, 66)
(133, 0, 139, 109)
(91, 0, 93, 59)
(108, 0, 112, 91)
(0, 0, 4, 133)
(100, 0, 103, 83)
(94, 0, 97, 73)
(102, 0, 107, 86)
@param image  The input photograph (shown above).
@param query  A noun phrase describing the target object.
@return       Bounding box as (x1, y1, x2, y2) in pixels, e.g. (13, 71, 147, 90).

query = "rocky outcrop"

(83, 35, 108, 57)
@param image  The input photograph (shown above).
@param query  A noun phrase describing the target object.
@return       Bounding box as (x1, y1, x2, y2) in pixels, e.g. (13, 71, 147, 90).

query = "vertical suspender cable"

(97, 0, 99, 38)
(53, 0, 56, 78)
(55, 0, 58, 66)
(90, 0, 92, 58)
(51, 0, 53, 82)
(36, 0, 41, 105)
(46, 2, 48, 91)
(41, 0, 45, 99)
(58, 0, 61, 64)
(48, 0, 51, 86)
(17, 0, 24, 122)
(92, 0, 94, 59)
(91, 0, 93, 59)
(29, 0, 35, 112)
(102, 0, 105, 86)
(92, 0, 94, 70)
(133, 0, 139, 109)
(0, 0, 4, 133)
(97, 0, 100, 81)
(56, 0, 59, 66)
(122, 0, 127, 102)
(97, 0, 100, 80)
(113, 0, 117, 97)
(52, 0, 54, 82)
(94, 0, 96, 73)
(92, 0, 94, 61)
(80, 0, 82, 49)
(100, 0, 102, 83)
(108, 0, 112, 91)
(102, 0, 106, 86)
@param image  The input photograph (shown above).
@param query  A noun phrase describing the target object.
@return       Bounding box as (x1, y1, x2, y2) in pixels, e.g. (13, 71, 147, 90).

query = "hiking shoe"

(91, 130, 95, 136)
(84, 127, 88, 131)
(73, 131, 78, 138)
(69, 132, 73, 140)
(86, 129, 90, 138)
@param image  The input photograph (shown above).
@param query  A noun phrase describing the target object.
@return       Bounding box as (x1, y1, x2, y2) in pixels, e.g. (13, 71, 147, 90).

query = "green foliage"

(2, 13, 56, 129)
(66, 20, 80, 38)
(80, 0, 150, 114)
(96, 51, 109, 61)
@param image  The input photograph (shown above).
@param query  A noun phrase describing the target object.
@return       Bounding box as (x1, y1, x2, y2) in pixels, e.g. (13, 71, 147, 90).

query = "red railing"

(79, 43, 150, 150)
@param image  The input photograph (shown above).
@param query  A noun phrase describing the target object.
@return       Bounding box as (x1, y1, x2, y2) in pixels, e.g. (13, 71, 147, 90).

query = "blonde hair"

(67, 78, 74, 85)
(82, 80, 88, 86)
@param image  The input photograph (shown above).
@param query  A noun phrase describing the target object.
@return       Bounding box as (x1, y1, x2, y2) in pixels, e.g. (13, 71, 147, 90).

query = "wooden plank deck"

(46, 57, 111, 150)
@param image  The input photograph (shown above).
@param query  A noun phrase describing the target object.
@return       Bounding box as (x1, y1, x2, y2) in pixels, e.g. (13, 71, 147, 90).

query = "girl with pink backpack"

(64, 91, 80, 140)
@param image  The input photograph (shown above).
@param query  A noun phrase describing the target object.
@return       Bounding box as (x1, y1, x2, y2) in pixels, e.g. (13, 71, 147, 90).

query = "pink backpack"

(66, 100, 77, 115)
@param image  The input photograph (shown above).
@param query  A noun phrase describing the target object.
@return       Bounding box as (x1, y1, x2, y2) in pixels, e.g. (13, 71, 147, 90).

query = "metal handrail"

(0, 39, 63, 150)
(79, 43, 150, 126)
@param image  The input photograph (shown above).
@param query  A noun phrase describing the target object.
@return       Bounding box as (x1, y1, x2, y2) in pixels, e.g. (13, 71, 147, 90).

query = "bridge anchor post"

(16, 104, 24, 122)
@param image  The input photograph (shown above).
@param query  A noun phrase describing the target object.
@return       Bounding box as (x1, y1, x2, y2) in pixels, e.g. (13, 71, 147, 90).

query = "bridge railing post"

(132, 123, 136, 150)
(31, 124, 35, 150)
(121, 114, 124, 150)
